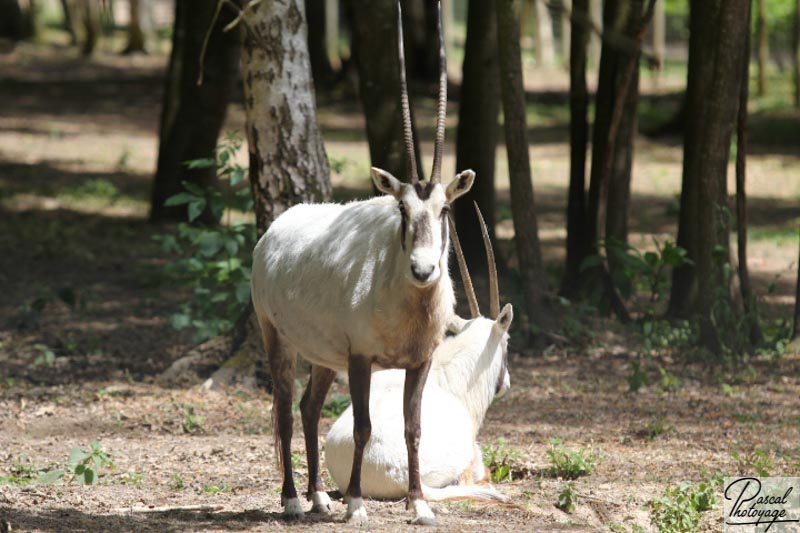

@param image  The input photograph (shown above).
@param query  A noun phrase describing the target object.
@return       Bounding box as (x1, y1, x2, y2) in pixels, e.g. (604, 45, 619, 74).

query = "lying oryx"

(250, 1, 473, 525)
(325, 206, 513, 502)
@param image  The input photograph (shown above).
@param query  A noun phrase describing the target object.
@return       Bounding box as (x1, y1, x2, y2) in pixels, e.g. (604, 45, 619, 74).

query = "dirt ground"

(1, 42, 800, 532)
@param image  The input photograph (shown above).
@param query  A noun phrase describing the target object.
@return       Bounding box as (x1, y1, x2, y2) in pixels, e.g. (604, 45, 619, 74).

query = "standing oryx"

(250, 1, 473, 525)
(325, 206, 513, 503)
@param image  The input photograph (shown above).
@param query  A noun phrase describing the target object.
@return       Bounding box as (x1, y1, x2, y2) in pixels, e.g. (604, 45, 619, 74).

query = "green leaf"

(184, 158, 216, 169)
(195, 232, 224, 257)
(36, 469, 65, 485)
(230, 168, 245, 186)
(68, 447, 91, 467)
(235, 281, 251, 304)
(579, 254, 605, 273)
(170, 313, 191, 330)
(187, 199, 207, 222)
(81, 468, 96, 485)
(181, 181, 207, 196)
(164, 192, 198, 207)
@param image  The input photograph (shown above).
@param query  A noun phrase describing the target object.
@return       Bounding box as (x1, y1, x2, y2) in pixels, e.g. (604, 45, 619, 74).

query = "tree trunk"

(78, 0, 100, 56)
(668, 0, 750, 354)
(348, 0, 422, 181)
(496, 0, 553, 338)
(59, 0, 77, 44)
(561, 0, 590, 298)
(588, 0, 601, 66)
(533, 0, 555, 67)
(794, 234, 800, 341)
(123, 0, 148, 54)
(756, 0, 768, 96)
(161, 0, 333, 390)
(794, 0, 800, 108)
(560, 0, 571, 63)
(453, 0, 501, 276)
(149, 0, 240, 224)
(735, 0, 763, 347)
(306, 0, 336, 86)
(0, 0, 25, 41)
(652, 0, 664, 86)
(242, 0, 332, 234)
(586, 0, 642, 279)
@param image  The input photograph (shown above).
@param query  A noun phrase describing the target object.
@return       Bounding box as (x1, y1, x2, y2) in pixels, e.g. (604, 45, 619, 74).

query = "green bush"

(155, 133, 256, 342)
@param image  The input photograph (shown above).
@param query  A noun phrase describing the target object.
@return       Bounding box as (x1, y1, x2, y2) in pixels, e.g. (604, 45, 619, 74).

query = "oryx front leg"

(300, 364, 337, 515)
(261, 317, 302, 520)
(404, 359, 437, 526)
(344, 356, 372, 527)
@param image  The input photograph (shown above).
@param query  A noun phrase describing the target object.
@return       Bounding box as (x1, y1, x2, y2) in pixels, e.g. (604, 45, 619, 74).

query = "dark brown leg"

(261, 317, 302, 519)
(344, 355, 372, 524)
(299, 364, 336, 513)
(404, 358, 437, 526)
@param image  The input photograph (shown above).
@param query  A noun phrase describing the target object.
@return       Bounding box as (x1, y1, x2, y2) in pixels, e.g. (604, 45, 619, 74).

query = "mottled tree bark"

(496, 0, 553, 336)
(454, 0, 500, 276)
(348, 0, 422, 182)
(561, 0, 590, 297)
(669, 0, 750, 353)
(242, 0, 332, 234)
(149, 0, 240, 224)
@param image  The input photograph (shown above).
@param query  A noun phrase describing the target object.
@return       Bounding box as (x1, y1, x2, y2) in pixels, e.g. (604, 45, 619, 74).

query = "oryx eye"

(440, 204, 450, 217)
(398, 201, 406, 216)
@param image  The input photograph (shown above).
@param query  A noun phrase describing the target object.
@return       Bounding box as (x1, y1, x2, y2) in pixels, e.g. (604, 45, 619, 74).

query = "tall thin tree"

(669, 0, 751, 353)
(496, 0, 553, 336)
(561, 0, 590, 297)
(735, 0, 763, 346)
(348, 0, 422, 182)
(149, 0, 240, 224)
(454, 0, 501, 275)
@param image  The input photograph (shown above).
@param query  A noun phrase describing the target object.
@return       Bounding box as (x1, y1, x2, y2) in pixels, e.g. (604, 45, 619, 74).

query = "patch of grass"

(555, 482, 578, 513)
(321, 394, 351, 418)
(658, 367, 683, 393)
(546, 438, 597, 480)
(117, 470, 144, 485)
(63, 179, 121, 203)
(481, 438, 526, 483)
(731, 447, 774, 477)
(180, 404, 204, 434)
(171, 474, 186, 490)
(649, 479, 717, 533)
(202, 484, 231, 495)
(627, 360, 649, 393)
(638, 416, 670, 441)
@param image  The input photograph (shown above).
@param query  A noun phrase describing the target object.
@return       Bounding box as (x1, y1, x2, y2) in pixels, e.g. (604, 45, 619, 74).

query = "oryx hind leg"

(300, 364, 337, 515)
(258, 314, 303, 520)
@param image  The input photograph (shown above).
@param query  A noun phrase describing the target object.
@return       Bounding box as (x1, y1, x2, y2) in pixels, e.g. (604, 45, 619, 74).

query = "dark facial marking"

(413, 181, 434, 200)
(399, 202, 407, 251)
(412, 212, 433, 247)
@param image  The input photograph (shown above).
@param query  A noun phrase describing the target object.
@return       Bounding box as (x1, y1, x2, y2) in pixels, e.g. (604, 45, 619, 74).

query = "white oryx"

(250, 1, 473, 526)
(325, 206, 513, 502)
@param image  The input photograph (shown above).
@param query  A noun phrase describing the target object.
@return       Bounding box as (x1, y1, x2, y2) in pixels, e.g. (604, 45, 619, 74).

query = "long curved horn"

(429, 0, 446, 184)
(448, 215, 480, 318)
(397, 2, 419, 183)
(474, 202, 499, 319)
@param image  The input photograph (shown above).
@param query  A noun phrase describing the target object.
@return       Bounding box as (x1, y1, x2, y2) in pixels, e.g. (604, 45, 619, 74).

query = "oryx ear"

(371, 167, 404, 198)
(446, 170, 475, 202)
(495, 303, 513, 332)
